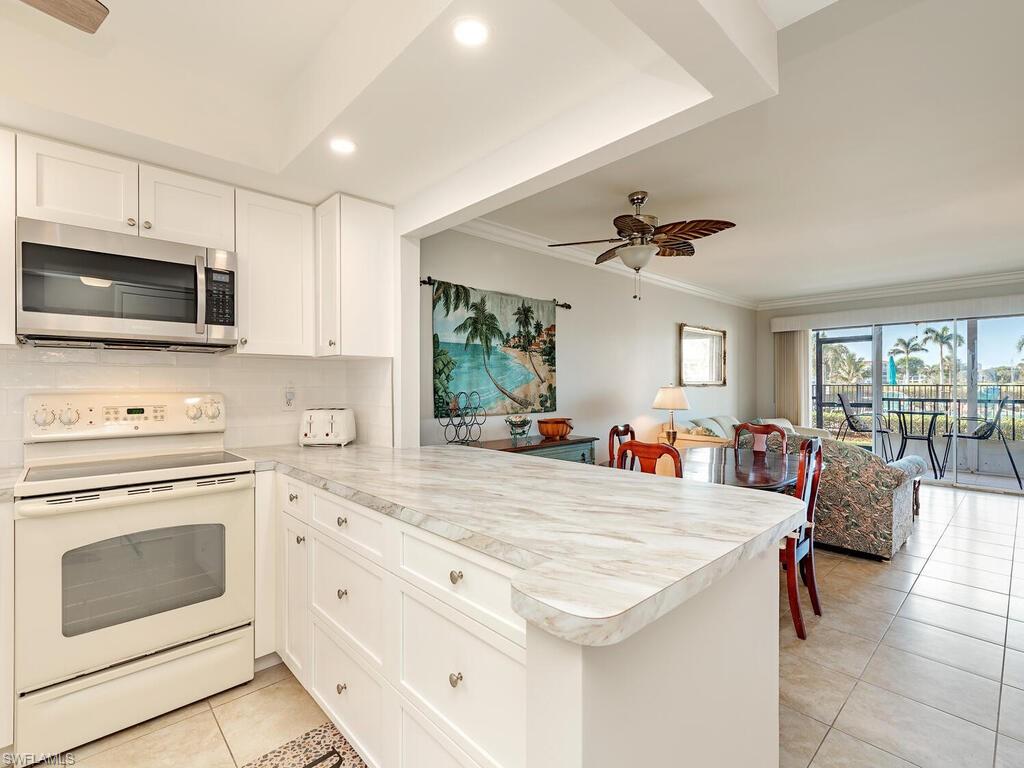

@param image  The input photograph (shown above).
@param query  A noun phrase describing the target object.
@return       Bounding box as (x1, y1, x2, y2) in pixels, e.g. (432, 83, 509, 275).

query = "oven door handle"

(16, 474, 254, 518)
(195, 254, 207, 337)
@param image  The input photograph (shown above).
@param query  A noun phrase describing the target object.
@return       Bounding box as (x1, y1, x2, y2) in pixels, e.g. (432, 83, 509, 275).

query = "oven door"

(16, 218, 209, 345)
(14, 474, 254, 693)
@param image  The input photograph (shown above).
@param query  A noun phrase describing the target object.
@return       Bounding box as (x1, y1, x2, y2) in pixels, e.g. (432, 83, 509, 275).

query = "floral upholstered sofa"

(670, 415, 927, 559)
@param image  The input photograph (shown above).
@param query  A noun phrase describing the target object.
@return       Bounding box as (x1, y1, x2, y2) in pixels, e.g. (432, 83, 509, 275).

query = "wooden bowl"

(537, 418, 573, 440)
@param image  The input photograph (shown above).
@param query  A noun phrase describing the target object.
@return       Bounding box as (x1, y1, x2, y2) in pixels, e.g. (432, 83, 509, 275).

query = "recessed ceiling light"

(453, 18, 488, 47)
(329, 137, 356, 155)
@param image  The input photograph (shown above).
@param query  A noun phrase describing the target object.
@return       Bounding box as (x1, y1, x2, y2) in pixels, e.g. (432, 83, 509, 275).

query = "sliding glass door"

(813, 328, 874, 446)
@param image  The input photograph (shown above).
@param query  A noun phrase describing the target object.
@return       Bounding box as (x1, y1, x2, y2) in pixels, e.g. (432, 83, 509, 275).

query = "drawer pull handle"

(337, 516, 348, 527)
(580, 452, 587, 462)
(449, 570, 464, 585)
(289, 493, 299, 502)
(336, 683, 347, 694)
(448, 672, 463, 688)
(295, 535, 305, 545)
(337, 588, 348, 599)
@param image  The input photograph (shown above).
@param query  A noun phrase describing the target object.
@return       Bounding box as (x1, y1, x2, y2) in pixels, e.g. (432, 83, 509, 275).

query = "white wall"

(419, 230, 757, 462)
(0, 347, 393, 468)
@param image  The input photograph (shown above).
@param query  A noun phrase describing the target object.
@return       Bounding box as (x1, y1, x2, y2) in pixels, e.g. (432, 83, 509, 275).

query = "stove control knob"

(33, 409, 55, 427)
(203, 402, 222, 420)
(185, 404, 203, 421)
(58, 408, 81, 426)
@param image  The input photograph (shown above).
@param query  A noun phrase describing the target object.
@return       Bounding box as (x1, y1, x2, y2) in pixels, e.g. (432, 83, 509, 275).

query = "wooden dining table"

(674, 446, 801, 492)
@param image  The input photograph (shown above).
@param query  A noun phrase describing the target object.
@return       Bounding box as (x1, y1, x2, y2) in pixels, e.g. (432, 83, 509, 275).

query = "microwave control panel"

(24, 392, 226, 442)
(205, 268, 235, 326)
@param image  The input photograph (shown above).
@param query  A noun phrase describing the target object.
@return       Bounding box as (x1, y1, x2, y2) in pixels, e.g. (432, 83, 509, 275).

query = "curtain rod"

(419, 276, 572, 310)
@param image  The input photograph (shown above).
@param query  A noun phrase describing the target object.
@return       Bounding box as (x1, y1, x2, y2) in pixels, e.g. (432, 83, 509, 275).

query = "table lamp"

(653, 385, 690, 445)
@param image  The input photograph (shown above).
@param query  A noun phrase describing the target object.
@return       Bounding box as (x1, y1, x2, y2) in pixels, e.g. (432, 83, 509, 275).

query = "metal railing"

(813, 383, 1024, 440)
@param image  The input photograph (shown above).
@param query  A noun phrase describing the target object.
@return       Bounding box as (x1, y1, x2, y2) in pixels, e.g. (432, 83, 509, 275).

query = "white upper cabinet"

(16, 135, 139, 235)
(235, 189, 315, 356)
(1, 129, 14, 347)
(139, 164, 235, 251)
(315, 193, 394, 358)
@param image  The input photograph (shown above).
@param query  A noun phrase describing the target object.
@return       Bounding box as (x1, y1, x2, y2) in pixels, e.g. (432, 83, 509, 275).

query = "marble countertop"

(241, 444, 805, 647)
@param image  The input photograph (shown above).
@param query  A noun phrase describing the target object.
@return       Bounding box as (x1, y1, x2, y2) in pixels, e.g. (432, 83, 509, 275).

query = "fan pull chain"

(632, 269, 643, 301)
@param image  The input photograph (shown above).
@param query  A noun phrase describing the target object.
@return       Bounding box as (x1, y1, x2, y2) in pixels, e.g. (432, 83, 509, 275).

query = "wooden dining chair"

(781, 438, 824, 640)
(608, 424, 636, 470)
(616, 439, 682, 478)
(735, 422, 788, 453)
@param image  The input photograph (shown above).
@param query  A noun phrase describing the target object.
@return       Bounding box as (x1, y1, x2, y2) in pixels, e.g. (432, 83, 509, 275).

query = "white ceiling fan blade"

(19, 0, 109, 33)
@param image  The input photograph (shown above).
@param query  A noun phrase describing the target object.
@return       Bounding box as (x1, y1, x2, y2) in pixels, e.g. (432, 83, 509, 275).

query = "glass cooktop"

(24, 451, 247, 483)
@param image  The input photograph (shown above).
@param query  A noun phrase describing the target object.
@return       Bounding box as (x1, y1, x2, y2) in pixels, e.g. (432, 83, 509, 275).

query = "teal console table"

(473, 434, 597, 465)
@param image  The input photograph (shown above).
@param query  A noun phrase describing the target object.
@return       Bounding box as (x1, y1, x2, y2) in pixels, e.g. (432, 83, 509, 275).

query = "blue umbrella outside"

(888, 355, 898, 385)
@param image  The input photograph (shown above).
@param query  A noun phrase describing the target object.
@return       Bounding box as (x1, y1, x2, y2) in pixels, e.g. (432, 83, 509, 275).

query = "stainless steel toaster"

(299, 407, 356, 446)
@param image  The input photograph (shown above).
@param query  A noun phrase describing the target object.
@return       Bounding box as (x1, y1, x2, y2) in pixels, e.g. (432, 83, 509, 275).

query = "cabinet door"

(254, 472, 276, 658)
(0, 501, 11, 748)
(315, 194, 341, 356)
(0, 129, 14, 347)
(235, 190, 314, 356)
(277, 511, 309, 684)
(16, 135, 138, 235)
(338, 195, 394, 357)
(139, 164, 235, 250)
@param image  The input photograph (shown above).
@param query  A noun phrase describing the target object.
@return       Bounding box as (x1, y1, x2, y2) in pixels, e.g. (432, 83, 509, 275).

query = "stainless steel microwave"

(16, 218, 237, 352)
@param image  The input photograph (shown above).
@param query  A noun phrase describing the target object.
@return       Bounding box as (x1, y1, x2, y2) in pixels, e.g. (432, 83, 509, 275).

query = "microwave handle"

(195, 255, 207, 336)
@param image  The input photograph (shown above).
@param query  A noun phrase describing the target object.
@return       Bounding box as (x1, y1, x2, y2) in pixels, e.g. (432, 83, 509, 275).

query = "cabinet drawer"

(529, 443, 594, 464)
(278, 476, 309, 522)
(310, 533, 385, 669)
(399, 528, 524, 644)
(312, 621, 384, 768)
(312, 491, 385, 563)
(399, 590, 525, 768)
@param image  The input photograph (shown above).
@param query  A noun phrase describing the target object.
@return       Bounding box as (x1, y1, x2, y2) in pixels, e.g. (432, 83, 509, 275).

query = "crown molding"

(451, 218, 759, 309)
(756, 270, 1024, 311)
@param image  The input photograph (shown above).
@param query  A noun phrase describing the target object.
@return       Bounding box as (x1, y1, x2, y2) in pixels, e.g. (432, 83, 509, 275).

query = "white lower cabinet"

(277, 510, 309, 684)
(273, 473, 525, 768)
(312, 620, 386, 768)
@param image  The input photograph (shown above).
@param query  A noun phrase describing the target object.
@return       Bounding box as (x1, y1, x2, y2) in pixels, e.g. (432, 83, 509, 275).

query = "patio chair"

(940, 396, 1022, 489)
(835, 393, 894, 462)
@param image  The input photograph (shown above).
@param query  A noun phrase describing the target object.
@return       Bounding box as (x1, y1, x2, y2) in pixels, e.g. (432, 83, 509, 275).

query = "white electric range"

(12, 391, 255, 756)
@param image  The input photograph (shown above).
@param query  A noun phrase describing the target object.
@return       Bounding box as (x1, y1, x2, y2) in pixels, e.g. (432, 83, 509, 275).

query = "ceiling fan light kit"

(547, 190, 735, 301)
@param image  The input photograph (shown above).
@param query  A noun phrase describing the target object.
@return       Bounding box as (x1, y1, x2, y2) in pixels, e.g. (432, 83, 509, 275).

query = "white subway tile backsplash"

(0, 346, 393, 467)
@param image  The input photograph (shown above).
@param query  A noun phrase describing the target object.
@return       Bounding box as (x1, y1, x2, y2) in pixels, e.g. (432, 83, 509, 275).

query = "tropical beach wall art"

(432, 280, 556, 417)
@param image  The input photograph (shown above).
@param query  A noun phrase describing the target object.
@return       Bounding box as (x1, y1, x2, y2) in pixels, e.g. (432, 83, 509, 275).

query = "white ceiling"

(484, 0, 1024, 306)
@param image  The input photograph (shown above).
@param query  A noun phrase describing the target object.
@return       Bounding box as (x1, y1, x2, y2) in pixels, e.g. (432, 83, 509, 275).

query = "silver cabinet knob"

(127, 217, 136, 227)
(239, 337, 248, 346)
(337, 588, 348, 599)
(295, 535, 305, 545)
(289, 493, 299, 502)
(337, 516, 348, 527)
(336, 683, 347, 694)
(328, 339, 336, 347)
(449, 672, 463, 688)
(449, 570, 464, 585)
(143, 220, 152, 229)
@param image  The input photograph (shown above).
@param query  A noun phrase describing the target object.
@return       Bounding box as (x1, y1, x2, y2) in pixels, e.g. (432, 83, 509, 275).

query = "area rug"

(241, 722, 366, 768)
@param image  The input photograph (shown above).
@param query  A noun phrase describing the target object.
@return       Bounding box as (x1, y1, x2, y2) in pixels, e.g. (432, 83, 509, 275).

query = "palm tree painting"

(922, 325, 964, 387)
(432, 281, 557, 414)
(889, 336, 928, 385)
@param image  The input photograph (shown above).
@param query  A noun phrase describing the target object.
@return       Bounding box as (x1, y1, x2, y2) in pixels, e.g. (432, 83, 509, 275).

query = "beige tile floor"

(14, 484, 1021, 767)
(781, 484, 1024, 768)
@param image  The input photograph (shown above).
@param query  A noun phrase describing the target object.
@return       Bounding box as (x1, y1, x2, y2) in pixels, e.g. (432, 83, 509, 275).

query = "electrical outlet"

(283, 385, 296, 411)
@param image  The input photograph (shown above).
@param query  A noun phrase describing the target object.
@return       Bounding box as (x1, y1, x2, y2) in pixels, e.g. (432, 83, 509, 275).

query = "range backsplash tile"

(0, 347, 393, 467)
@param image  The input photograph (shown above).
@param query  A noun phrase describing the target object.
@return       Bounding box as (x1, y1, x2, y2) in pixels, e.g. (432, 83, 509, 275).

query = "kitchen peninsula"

(243, 444, 804, 768)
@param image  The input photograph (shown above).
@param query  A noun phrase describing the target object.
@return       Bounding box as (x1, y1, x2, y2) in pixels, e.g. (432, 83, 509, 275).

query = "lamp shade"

(618, 244, 658, 271)
(652, 385, 689, 410)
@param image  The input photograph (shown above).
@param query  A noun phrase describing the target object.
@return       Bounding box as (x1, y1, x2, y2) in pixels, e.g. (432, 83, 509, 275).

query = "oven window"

(22, 242, 197, 323)
(61, 524, 226, 637)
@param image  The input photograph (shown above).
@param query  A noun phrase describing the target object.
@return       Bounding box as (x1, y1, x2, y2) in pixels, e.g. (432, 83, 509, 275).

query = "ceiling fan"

(19, 0, 109, 34)
(547, 191, 734, 299)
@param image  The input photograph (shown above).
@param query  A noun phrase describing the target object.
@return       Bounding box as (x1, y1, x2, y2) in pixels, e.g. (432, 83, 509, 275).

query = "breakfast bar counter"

(241, 443, 803, 768)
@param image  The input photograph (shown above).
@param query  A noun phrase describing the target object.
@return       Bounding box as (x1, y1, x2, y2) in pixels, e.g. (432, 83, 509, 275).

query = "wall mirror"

(679, 324, 726, 386)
